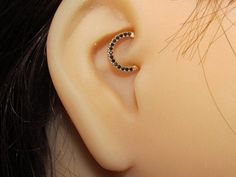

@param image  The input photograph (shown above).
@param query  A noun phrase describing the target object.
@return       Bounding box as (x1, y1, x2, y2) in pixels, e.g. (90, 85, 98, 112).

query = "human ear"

(46, 0, 140, 172)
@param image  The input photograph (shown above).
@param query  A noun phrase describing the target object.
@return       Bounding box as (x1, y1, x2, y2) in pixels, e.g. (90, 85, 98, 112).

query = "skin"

(46, 0, 236, 177)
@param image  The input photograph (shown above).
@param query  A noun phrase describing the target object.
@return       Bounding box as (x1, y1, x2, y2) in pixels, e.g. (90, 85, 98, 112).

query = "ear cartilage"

(107, 31, 139, 73)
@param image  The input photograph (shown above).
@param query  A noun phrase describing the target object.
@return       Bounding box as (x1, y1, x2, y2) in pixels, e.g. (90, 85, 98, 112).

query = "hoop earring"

(107, 31, 139, 73)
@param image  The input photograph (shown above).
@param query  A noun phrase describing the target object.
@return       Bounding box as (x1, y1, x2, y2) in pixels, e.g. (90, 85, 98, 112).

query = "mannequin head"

(1, 0, 236, 177)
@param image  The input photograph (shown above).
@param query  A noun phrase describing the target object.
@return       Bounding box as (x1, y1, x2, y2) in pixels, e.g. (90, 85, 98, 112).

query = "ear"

(46, 0, 140, 171)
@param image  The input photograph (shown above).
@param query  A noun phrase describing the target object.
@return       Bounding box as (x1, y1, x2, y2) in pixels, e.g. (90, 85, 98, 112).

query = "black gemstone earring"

(107, 31, 139, 73)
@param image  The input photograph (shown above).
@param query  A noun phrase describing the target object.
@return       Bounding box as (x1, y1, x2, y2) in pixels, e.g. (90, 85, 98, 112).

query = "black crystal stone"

(128, 32, 132, 36)
(124, 32, 128, 36)
(109, 47, 113, 50)
(130, 68, 133, 72)
(110, 55, 114, 59)
(111, 59, 115, 63)
(125, 68, 129, 71)
(116, 36, 120, 40)
(114, 62, 118, 66)
(121, 67, 125, 71)
(119, 34, 124, 37)
(117, 65, 121, 69)
(112, 39, 117, 43)
(111, 43, 115, 46)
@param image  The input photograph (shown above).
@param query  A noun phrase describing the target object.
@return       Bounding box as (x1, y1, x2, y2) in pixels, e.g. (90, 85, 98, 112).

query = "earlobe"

(47, 0, 139, 171)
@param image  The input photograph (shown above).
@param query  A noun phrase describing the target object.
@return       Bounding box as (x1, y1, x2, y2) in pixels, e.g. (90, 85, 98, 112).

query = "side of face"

(47, 0, 236, 176)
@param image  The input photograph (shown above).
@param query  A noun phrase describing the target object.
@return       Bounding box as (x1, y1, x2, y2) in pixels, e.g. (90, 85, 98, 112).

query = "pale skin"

(46, 0, 236, 177)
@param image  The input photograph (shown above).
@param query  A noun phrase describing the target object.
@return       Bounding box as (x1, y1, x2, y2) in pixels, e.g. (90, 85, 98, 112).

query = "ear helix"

(107, 31, 139, 73)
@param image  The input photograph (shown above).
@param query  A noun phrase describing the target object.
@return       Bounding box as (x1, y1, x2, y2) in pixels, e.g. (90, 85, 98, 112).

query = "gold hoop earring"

(107, 31, 139, 73)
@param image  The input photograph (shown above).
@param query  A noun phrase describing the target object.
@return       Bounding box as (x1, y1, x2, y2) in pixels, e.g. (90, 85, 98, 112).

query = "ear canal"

(47, 0, 138, 171)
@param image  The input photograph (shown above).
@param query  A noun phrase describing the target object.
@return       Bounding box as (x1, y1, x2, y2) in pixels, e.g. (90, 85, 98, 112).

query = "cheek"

(125, 1, 236, 176)
(132, 55, 236, 177)
(136, 52, 214, 122)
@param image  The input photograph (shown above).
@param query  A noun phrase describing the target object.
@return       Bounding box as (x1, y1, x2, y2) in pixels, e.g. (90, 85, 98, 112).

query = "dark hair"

(1, 1, 236, 177)
(0, 1, 61, 177)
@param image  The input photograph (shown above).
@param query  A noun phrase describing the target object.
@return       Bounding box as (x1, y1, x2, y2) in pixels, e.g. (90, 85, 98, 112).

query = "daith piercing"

(107, 31, 139, 73)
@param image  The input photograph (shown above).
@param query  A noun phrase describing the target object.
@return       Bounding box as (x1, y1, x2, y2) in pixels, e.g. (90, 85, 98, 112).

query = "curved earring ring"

(107, 31, 139, 73)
